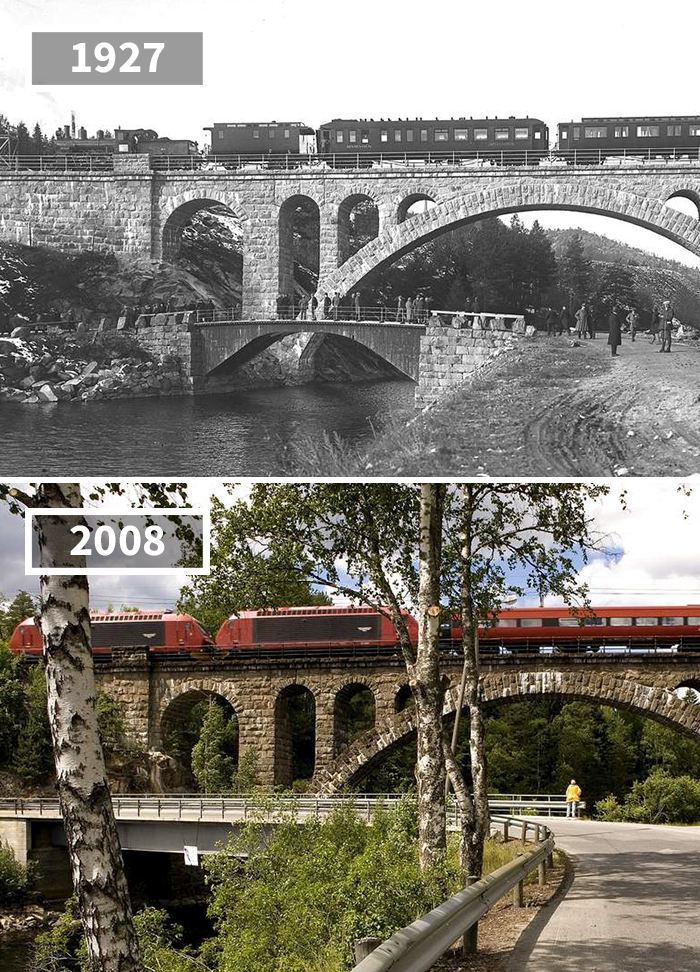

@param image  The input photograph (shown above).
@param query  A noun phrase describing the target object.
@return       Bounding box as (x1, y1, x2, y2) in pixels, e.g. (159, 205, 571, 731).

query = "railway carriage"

(555, 116, 700, 162)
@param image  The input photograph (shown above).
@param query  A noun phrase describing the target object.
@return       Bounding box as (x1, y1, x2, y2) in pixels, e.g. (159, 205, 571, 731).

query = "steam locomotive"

(8, 611, 213, 658)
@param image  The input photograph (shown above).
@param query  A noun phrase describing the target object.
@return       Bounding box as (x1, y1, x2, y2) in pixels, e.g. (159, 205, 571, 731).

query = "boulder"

(82, 361, 99, 377)
(37, 384, 58, 403)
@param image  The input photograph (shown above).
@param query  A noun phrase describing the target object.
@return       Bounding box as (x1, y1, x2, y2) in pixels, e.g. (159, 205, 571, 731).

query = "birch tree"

(0, 480, 194, 972)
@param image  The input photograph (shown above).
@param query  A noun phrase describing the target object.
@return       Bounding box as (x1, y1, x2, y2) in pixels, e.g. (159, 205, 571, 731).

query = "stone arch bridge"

(96, 647, 700, 793)
(1, 155, 700, 319)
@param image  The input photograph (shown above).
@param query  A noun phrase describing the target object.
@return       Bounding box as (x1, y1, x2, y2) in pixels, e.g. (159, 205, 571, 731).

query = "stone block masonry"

(415, 317, 532, 404)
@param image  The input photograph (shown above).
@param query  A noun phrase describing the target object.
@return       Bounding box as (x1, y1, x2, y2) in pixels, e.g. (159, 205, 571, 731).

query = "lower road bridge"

(133, 309, 527, 400)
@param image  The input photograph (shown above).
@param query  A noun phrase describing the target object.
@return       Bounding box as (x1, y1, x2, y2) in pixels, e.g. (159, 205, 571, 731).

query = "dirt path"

(349, 335, 700, 477)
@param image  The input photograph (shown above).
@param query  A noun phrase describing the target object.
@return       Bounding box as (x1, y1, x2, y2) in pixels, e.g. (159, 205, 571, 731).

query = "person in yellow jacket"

(566, 779, 582, 818)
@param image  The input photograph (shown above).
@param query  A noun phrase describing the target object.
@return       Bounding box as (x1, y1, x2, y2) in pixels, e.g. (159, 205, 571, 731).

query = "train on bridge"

(9, 604, 700, 659)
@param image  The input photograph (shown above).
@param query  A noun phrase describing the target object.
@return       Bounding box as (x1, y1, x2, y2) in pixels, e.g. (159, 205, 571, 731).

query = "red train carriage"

(216, 605, 417, 651)
(8, 611, 213, 658)
(447, 605, 700, 653)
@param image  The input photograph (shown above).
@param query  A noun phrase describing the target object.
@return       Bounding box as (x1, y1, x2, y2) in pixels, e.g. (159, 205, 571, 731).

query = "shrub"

(595, 794, 626, 822)
(0, 844, 32, 905)
(596, 773, 700, 824)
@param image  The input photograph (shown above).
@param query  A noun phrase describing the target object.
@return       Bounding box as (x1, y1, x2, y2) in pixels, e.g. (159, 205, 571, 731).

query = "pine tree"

(31, 123, 45, 156)
(15, 122, 30, 157)
(559, 231, 592, 308)
(596, 261, 637, 312)
(14, 663, 54, 785)
(1, 590, 38, 640)
(191, 701, 236, 793)
(526, 220, 558, 308)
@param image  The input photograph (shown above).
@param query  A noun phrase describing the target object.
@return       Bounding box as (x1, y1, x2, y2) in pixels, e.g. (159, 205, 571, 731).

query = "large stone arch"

(161, 194, 247, 262)
(275, 680, 317, 786)
(316, 670, 700, 793)
(337, 193, 380, 265)
(278, 193, 320, 298)
(317, 182, 700, 298)
(158, 685, 242, 759)
(154, 677, 244, 751)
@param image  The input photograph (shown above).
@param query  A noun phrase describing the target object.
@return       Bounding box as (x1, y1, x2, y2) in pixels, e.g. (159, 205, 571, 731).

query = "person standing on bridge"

(405, 296, 413, 323)
(396, 296, 404, 322)
(415, 294, 424, 323)
(322, 292, 331, 320)
(310, 293, 318, 321)
(608, 305, 622, 356)
(566, 779, 582, 817)
(332, 291, 340, 320)
(354, 292, 361, 321)
(298, 294, 309, 321)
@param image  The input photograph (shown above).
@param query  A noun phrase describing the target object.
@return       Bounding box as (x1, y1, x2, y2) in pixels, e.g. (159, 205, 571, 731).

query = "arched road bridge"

(1, 155, 700, 320)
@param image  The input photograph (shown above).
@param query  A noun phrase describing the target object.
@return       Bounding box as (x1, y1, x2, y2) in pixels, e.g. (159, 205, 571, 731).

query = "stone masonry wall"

(415, 315, 532, 404)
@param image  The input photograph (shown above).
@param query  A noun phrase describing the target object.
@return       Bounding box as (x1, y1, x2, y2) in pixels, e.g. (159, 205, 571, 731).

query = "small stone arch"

(162, 196, 245, 262)
(397, 192, 437, 224)
(278, 194, 321, 300)
(665, 189, 700, 221)
(160, 687, 239, 765)
(333, 681, 376, 756)
(394, 683, 414, 712)
(337, 193, 380, 265)
(275, 682, 317, 786)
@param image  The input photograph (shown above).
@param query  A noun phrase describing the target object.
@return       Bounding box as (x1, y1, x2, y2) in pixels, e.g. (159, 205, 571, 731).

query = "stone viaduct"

(95, 647, 700, 793)
(2, 155, 700, 326)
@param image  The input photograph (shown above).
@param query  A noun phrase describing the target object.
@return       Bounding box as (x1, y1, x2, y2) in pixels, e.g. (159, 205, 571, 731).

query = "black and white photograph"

(2, 2, 700, 972)
(2, 1, 700, 476)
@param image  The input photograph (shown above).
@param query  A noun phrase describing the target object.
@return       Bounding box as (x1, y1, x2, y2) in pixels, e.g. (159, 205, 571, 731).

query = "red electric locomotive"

(9, 611, 213, 658)
(215, 605, 417, 652)
(446, 605, 700, 653)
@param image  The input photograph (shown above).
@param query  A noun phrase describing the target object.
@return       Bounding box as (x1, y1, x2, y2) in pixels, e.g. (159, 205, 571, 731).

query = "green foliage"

(0, 642, 28, 765)
(203, 800, 457, 972)
(0, 845, 33, 905)
(230, 748, 259, 794)
(0, 590, 38, 640)
(191, 701, 237, 793)
(34, 897, 84, 972)
(96, 691, 129, 755)
(13, 662, 54, 785)
(595, 773, 700, 824)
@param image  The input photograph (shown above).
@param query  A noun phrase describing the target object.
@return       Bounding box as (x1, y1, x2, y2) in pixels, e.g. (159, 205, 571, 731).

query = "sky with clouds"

(3, 0, 700, 264)
(2, 481, 700, 624)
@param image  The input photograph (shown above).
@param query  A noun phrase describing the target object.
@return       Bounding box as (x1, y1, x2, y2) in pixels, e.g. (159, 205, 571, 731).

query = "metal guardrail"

(351, 814, 554, 972)
(0, 793, 582, 821)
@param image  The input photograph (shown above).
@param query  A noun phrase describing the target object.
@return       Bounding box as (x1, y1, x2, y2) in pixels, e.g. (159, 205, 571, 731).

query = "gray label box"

(32, 32, 202, 85)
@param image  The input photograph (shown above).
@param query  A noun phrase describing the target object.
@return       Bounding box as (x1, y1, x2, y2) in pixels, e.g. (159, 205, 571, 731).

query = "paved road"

(507, 818, 700, 972)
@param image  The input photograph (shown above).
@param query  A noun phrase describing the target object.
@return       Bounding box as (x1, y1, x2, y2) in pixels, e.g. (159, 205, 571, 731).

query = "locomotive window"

(667, 125, 682, 137)
(661, 616, 684, 625)
(406, 130, 414, 142)
(560, 129, 568, 140)
(495, 619, 518, 627)
(455, 129, 469, 140)
(558, 617, 579, 626)
(252, 129, 260, 138)
(573, 128, 580, 139)
(584, 127, 608, 138)
(534, 131, 542, 139)
(420, 129, 428, 142)
(614, 126, 629, 137)
(361, 130, 369, 144)
(381, 130, 388, 142)
(284, 129, 290, 139)
(218, 130, 224, 140)
(435, 130, 449, 141)
(583, 617, 603, 626)
(687, 617, 700, 625)
(609, 617, 633, 626)
(495, 129, 510, 140)
(349, 130, 357, 143)
(394, 130, 402, 142)
(336, 131, 344, 143)
(474, 129, 488, 140)
(520, 619, 542, 627)
(635, 617, 657, 625)
(691, 126, 700, 136)
(637, 126, 660, 137)
(515, 128, 529, 139)
(541, 618, 559, 626)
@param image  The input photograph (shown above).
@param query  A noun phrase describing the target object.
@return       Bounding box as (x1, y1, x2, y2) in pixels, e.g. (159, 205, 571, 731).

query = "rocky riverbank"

(0, 330, 190, 404)
(0, 906, 60, 941)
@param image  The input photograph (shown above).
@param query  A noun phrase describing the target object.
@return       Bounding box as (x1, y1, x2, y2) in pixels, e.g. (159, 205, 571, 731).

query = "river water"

(0, 940, 33, 972)
(0, 379, 414, 476)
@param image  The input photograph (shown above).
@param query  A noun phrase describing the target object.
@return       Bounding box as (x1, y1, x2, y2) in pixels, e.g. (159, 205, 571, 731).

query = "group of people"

(275, 291, 433, 323)
(542, 304, 596, 339)
(119, 296, 224, 325)
(608, 299, 675, 356)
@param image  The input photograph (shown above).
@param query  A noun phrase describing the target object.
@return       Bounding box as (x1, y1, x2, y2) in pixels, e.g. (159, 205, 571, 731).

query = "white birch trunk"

(411, 483, 447, 869)
(35, 482, 142, 972)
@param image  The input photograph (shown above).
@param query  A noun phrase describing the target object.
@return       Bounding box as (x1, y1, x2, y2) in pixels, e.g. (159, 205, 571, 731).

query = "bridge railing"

(0, 793, 583, 820)
(1, 155, 115, 172)
(148, 147, 700, 172)
(351, 814, 555, 972)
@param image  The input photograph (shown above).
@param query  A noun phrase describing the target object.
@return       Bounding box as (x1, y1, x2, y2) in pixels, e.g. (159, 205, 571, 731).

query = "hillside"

(547, 228, 700, 324)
